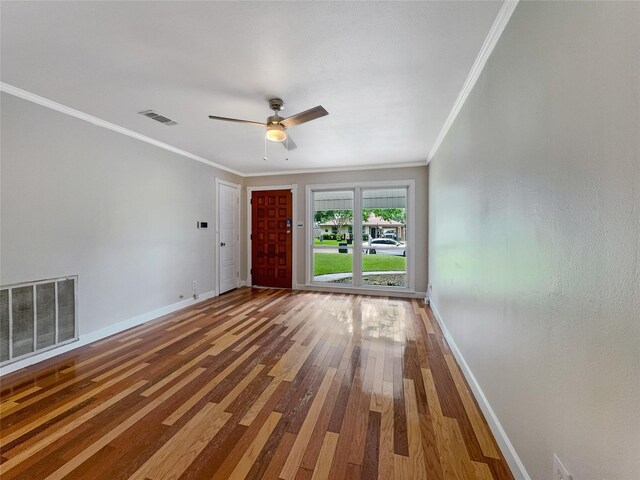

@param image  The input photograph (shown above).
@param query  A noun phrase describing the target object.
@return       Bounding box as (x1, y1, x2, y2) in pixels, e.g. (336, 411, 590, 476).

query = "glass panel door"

(361, 188, 408, 287)
(312, 190, 355, 284)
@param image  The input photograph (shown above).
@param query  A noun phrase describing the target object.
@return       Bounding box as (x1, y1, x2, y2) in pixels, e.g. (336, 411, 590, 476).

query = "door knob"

(220, 242, 226, 246)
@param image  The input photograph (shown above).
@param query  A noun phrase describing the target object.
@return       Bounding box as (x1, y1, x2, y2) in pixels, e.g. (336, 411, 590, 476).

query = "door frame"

(246, 184, 298, 288)
(305, 179, 416, 293)
(215, 178, 241, 296)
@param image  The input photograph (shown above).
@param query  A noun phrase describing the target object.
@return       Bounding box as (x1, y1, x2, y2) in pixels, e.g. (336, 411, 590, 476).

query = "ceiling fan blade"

(280, 105, 328, 129)
(282, 135, 297, 151)
(208, 115, 266, 127)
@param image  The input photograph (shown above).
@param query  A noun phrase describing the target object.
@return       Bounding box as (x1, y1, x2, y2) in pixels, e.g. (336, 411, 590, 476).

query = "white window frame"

(305, 179, 415, 293)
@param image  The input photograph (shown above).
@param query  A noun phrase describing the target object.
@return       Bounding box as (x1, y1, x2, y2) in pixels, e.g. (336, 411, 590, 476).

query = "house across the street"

(318, 212, 405, 240)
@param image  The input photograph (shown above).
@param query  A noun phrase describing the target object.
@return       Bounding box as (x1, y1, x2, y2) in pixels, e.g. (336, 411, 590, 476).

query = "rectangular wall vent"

(0, 276, 78, 366)
(139, 110, 177, 126)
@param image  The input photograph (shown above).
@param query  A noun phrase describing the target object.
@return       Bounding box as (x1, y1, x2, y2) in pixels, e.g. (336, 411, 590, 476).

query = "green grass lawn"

(314, 253, 406, 276)
(313, 238, 343, 246)
(314, 239, 370, 246)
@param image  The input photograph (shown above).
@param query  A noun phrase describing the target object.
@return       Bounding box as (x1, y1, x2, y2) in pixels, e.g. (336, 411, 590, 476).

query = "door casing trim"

(246, 184, 298, 288)
(305, 179, 416, 292)
(215, 178, 241, 295)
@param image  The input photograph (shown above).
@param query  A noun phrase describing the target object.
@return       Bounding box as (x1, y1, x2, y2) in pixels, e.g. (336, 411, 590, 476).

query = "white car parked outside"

(366, 238, 406, 256)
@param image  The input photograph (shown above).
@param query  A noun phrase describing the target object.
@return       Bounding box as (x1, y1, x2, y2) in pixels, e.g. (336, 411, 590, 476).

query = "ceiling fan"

(208, 98, 328, 150)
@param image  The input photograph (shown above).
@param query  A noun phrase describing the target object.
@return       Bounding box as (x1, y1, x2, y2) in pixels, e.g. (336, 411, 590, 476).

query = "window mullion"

(353, 187, 362, 286)
(307, 189, 314, 285)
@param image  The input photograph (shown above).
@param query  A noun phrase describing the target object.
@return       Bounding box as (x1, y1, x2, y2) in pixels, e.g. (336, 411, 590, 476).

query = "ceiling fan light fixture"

(208, 98, 327, 150)
(265, 123, 286, 142)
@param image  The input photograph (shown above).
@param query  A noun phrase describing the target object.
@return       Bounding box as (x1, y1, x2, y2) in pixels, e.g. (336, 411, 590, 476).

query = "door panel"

(219, 183, 239, 294)
(251, 190, 292, 288)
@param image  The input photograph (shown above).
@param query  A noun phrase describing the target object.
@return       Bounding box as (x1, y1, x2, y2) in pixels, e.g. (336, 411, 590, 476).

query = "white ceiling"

(0, 1, 503, 176)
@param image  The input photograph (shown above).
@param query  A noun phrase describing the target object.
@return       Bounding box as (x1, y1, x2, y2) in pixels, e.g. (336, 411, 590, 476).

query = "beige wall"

(245, 166, 428, 292)
(428, 2, 639, 479)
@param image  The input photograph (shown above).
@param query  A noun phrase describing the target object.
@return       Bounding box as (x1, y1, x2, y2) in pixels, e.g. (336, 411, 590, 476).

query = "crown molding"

(2, 2, 518, 177)
(427, 0, 519, 163)
(243, 161, 428, 178)
(0, 82, 244, 177)
(3, 0, 518, 183)
(1, 82, 427, 178)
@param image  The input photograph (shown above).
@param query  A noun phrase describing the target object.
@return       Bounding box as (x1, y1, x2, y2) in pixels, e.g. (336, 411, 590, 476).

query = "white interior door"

(218, 182, 240, 294)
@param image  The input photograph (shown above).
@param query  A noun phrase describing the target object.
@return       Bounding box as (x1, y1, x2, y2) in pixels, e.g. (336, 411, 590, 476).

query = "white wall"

(245, 166, 428, 293)
(428, 2, 639, 480)
(1, 93, 242, 336)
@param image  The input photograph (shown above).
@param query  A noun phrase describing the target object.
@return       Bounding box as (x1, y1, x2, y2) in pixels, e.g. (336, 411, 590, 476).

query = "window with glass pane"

(312, 190, 354, 284)
(361, 188, 407, 287)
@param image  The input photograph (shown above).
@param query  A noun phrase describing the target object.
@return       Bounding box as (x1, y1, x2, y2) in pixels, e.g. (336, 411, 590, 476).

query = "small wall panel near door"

(251, 190, 293, 288)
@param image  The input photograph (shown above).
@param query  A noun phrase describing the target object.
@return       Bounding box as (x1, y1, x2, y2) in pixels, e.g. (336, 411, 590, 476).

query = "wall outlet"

(553, 454, 573, 480)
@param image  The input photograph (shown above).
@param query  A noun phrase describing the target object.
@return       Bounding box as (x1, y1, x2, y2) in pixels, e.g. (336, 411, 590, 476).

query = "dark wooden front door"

(251, 190, 293, 288)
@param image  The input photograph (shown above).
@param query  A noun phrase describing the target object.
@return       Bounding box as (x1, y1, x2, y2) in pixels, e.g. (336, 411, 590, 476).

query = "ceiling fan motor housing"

(269, 98, 284, 112)
(267, 99, 286, 142)
(267, 115, 282, 126)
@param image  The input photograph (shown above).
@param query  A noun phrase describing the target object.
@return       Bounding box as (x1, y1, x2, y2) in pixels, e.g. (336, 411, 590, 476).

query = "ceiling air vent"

(139, 110, 177, 126)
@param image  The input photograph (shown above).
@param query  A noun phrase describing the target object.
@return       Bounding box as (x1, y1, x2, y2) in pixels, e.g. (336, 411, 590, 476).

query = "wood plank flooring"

(0, 288, 513, 480)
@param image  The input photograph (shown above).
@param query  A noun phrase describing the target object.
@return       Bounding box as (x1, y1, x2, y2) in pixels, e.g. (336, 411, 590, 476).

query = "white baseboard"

(238, 280, 247, 287)
(429, 301, 531, 480)
(0, 290, 216, 377)
(295, 283, 426, 299)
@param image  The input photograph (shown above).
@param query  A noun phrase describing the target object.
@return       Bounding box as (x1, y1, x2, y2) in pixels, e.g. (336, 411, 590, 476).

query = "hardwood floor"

(0, 288, 513, 480)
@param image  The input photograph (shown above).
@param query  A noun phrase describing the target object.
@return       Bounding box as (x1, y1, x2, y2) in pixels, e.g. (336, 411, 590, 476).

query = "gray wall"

(245, 166, 428, 293)
(0, 92, 426, 347)
(1, 93, 243, 336)
(428, 2, 639, 479)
